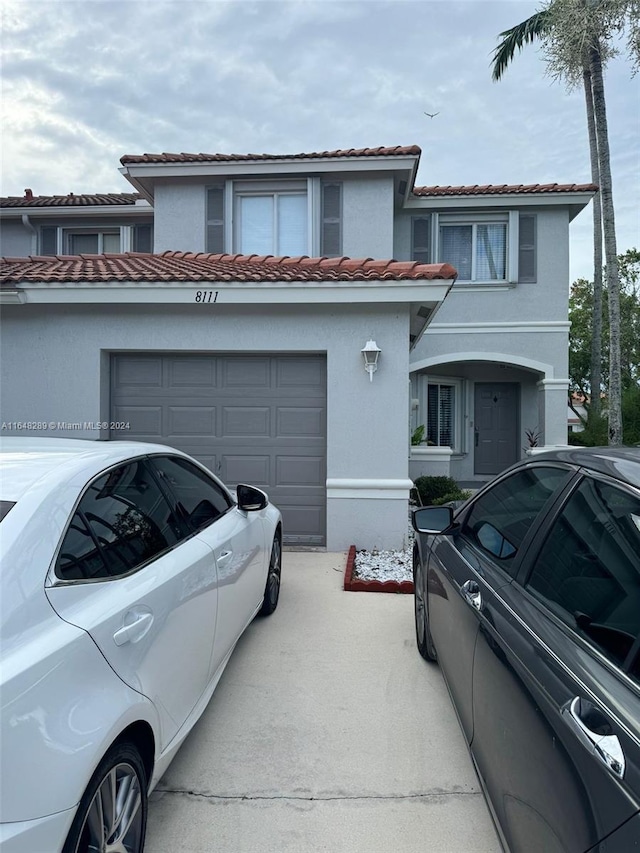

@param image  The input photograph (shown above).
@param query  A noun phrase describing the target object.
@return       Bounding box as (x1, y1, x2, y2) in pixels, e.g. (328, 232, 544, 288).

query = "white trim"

(308, 177, 321, 256)
(425, 321, 570, 334)
(224, 180, 234, 254)
(0, 291, 27, 304)
(326, 478, 413, 500)
(410, 351, 555, 378)
(410, 446, 453, 461)
(0, 205, 152, 219)
(11, 280, 453, 306)
(537, 378, 570, 390)
(403, 191, 595, 210)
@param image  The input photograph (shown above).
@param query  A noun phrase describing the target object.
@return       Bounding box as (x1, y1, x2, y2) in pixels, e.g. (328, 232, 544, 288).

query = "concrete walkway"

(146, 552, 501, 853)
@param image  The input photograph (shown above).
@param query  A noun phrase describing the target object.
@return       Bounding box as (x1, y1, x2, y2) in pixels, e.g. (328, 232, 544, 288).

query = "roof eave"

(404, 190, 596, 215)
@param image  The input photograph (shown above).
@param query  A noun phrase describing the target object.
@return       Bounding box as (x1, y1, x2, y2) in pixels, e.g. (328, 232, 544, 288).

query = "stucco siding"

(0, 302, 411, 550)
(0, 221, 34, 256)
(341, 175, 395, 259)
(153, 184, 206, 253)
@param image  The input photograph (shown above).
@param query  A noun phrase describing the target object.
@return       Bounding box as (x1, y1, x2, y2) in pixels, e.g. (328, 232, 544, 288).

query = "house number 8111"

(194, 291, 219, 303)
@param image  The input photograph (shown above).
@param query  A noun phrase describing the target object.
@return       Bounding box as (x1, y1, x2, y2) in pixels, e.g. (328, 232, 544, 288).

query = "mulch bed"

(343, 545, 414, 594)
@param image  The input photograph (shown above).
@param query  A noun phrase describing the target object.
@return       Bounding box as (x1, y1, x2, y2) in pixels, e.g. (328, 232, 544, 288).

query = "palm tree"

(491, 1, 627, 442)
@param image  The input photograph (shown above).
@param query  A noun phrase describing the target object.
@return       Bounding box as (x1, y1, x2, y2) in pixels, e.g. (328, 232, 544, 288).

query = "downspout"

(21, 214, 37, 255)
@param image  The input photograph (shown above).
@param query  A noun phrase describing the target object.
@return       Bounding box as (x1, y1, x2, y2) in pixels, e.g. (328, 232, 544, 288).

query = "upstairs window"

(67, 230, 121, 254)
(439, 220, 507, 281)
(237, 191, 307, 256)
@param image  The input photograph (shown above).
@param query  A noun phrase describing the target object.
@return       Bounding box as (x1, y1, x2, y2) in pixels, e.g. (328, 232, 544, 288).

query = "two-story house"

(0, 145, 595, 550)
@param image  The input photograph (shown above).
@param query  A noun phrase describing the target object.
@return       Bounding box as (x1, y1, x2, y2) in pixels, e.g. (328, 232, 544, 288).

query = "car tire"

(413, 547, 437, 662)
(62, 741, 148, 853)
(259, 529, 282, 616)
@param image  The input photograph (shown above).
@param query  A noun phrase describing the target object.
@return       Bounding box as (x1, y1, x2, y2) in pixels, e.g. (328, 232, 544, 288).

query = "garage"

(111, 353, 327, 545)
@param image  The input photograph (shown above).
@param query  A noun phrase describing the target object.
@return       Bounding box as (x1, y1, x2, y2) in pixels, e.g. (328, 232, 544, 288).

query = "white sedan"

(0, 438, 282, 853)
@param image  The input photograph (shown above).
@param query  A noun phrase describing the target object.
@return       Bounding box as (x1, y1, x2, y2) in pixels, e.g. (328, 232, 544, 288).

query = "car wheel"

(259, 529, 282, 616)
(413, 547, 437, 662)
(63, 741, 147, 853)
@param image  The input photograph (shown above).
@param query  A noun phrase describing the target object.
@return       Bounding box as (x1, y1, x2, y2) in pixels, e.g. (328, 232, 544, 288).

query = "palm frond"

(491, 10, 552, 81)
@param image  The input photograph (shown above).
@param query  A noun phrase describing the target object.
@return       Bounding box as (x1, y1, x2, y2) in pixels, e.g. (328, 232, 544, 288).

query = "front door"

(474, 383, 519, 475)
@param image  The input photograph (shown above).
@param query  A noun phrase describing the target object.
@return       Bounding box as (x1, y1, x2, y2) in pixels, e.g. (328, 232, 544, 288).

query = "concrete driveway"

(146, 552, 501, 853)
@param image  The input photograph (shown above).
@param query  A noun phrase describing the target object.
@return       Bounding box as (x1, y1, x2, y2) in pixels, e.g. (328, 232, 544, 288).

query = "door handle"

(216, 550, 233, 567)
(563, 696, 625, 779)
(461, 579, 482, 611)
(113, 611, 154, 646)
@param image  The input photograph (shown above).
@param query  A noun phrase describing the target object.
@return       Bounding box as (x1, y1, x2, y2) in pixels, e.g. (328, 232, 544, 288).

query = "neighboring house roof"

(120, 146, 421, 165)
(412, 182, 599, 196)
(0, 252, 457, 285)
(0, 192, 143, 208)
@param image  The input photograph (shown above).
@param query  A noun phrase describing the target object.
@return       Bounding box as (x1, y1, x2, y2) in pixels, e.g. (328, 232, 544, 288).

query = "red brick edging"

(343, 545, 414, 594)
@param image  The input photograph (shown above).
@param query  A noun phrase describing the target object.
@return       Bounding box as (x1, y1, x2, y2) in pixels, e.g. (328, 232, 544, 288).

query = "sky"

(1, 0, 638, 282)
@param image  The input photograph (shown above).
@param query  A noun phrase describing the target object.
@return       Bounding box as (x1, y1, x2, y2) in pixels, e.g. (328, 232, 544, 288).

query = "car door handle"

(461, 579, 482, 610)
(216, 550, 233, 567)
(113, 611, 154, 647)
(563, 696, 626, 779)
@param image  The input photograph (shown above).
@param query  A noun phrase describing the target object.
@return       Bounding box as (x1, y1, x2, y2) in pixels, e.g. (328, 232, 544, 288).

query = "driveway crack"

(154, 788, 481, 803)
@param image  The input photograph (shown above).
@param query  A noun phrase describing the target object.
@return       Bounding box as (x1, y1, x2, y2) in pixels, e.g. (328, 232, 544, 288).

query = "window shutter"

(41, 226, 57, 255)
(133, 224, 153, 253)
(518, 214, 536, 282)
(321, 183, 342, 256)
(411, 216, 431, 263)
(206, 187, 225, 254)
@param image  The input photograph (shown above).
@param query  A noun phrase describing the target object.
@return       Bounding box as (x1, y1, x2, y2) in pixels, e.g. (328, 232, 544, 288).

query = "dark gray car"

(412, 448, 640, 853)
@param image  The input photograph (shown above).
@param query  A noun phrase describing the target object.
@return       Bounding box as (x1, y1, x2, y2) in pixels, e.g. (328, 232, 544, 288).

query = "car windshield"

(0, 500, 16, 522)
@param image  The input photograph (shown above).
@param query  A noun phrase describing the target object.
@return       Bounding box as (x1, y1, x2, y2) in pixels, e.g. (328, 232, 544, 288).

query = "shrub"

(414, 475, 461, 506)
(432, 489, 473, 506)
(411, 424, 425, 446)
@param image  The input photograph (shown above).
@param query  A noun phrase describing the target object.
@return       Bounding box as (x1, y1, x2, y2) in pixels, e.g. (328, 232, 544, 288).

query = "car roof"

(527, 446, 640, 489)
(0, 437, 184, 501)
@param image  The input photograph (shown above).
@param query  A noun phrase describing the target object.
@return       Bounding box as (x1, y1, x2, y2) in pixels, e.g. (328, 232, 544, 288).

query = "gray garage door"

(111, 354, 327, 545)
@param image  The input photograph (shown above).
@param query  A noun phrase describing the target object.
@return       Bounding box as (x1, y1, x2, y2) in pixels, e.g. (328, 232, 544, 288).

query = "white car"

(0, 438, 282, 853)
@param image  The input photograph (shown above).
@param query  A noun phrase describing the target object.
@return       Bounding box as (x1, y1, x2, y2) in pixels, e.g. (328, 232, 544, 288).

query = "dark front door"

(474, 382, 519, 475)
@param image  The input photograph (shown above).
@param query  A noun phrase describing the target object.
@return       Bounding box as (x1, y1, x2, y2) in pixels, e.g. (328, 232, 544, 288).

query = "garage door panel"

(276, 456, 324, 486)
(224, 357, 270, 387)
(167, 406, 216, 435)
(115, 357, 163, 386)
(168, 357, 217, 387)
(113, 406, 163, 435)
(277, 407, 324, 437)
(222, 407, 270, 436)
(222, 455, 270, 486)
(112, 354, 326, 545)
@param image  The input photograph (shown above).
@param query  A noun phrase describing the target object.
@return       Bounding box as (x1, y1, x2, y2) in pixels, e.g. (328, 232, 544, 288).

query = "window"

(427, 382, 455, 447)
(236, 192, 307, 256)
(527, 478, 640, 672)
(56, 460, 182, 581)
(460, 466, 571, 575)
(439, 221, 507, 281)
(411, 216, 431, 264)
(132, 224, 153, 253)
(67, 230, 121, 254)
(149, 456, 233, 533)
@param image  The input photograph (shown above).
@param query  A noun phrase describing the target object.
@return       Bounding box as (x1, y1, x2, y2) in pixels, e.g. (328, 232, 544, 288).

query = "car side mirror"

(236, 484, 268, 512)
(412, 506, 455, 535)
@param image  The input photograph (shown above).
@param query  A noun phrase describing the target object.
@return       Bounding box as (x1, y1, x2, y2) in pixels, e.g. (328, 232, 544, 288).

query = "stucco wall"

(153, 183, 207, 253)
(0, 302, 411, 550)
(341, 175, 395, 259)
(0, 221, 33, 256)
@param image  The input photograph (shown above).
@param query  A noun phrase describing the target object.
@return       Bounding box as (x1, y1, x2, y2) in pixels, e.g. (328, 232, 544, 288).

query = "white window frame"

(418, 374, 465, 453)
(227, 178, 320, 256)
(434, 212, 518, 284)
(62, 226, 124, 254)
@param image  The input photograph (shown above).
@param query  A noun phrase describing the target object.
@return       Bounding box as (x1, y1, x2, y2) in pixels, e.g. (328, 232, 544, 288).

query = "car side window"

(149, 456, 233, 533)
(460, 466, 571, 576)
(526, 477, 640, 673)
(56, 459, 182, 581)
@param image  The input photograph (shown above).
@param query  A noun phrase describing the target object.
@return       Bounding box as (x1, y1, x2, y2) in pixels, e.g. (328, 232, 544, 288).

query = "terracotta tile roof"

(412, 182, 598, 196)
(0, 251, 457, 286)
(120, 145, 421, 165)
(0, 192, 143, 208)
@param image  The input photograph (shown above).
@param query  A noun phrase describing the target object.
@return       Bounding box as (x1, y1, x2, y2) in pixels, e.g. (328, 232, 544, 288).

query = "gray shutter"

(41, 226, 57, 255)
(321, 183, 342, 257)
(518, 214, 536, 282)
(133, 224, 153, 253)
(412, 216, 431, 263)
(206, 187, 225, 254)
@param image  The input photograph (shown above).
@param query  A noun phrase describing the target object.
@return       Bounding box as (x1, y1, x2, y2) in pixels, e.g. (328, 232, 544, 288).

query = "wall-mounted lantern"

(361, 339, 382, 382)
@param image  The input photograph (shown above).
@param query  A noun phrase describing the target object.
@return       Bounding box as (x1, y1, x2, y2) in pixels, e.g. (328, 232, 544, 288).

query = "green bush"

(411, 424, 425, 446)
(432, 490, 473, 506)
(414, 475, 462, 506)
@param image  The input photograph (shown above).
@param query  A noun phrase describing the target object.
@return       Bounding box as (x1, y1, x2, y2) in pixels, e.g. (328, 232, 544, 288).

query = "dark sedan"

(412, 448, 640, 853)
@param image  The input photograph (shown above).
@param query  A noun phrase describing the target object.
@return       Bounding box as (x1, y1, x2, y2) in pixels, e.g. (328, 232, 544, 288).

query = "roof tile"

(0, 251, 457, 286)
(412, 182, 598, 196)
(120, 145, 422, 165)
(0, 192, 143, 208)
